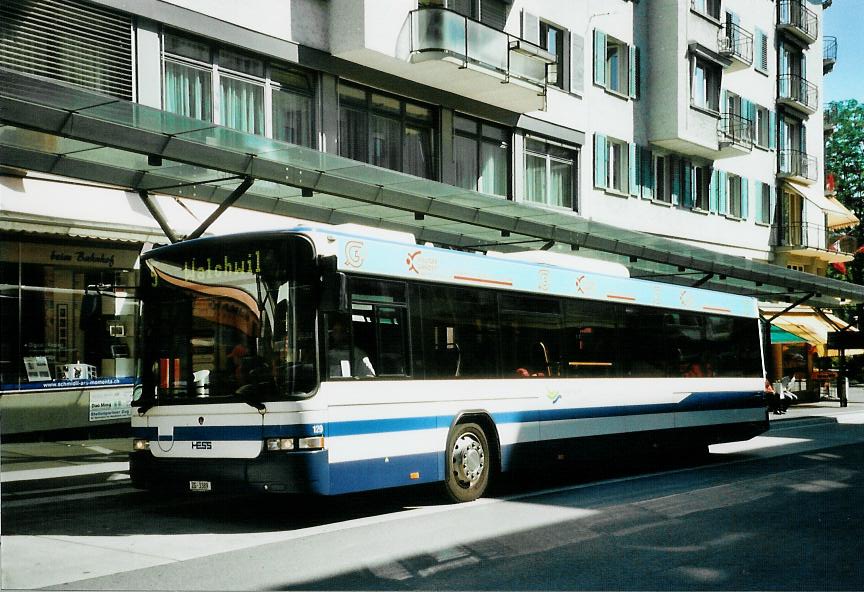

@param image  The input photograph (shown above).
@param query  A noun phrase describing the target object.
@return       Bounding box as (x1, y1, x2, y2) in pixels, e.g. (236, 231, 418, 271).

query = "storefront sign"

(1, 242, 138, 269)
(89, 389, 133, 421)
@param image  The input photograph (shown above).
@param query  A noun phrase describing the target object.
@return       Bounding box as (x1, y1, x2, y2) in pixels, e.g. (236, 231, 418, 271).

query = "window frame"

(524, 136, 579, 211)
(454, 114, 511, 197)
(691, 57, 721, 113)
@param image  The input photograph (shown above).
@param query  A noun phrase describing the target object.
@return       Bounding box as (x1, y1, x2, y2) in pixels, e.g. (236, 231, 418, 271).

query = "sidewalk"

(3, 388, 864, 484)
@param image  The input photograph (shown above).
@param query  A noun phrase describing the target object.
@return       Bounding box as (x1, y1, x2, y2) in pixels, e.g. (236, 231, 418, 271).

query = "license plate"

(189, 480, 212, 492)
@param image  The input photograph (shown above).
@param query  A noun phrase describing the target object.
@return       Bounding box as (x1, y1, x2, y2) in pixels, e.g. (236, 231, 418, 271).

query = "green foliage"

(825, 99, 864, 285)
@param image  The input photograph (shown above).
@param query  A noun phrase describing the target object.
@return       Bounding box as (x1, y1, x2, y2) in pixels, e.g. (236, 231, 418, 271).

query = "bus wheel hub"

(453, 434, 484, 483)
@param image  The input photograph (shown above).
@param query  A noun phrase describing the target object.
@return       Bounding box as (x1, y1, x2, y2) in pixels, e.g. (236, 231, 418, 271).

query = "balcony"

(329, 2, 553, 113)
(824, 35, 837, 74)
(824, 103, 839, 136)
(777, 0, 818, 45)
(778, 149, 818, 184)
(718, 23, 753, 69)
(773, 222, 858, 263)
(717, 112, 753, 155)
(778, 73, 819, 115)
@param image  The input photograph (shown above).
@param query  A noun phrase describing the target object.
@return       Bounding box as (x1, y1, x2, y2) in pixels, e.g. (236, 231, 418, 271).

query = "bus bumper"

(129, 449, 330, 494)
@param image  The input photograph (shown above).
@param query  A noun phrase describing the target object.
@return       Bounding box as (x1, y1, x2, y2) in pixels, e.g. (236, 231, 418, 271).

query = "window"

(339, 83, 436, 179)
(525, 137, 578, 210)
(655, 155, 671, 203)
(692, 0, 721, 20)
(694, 165, 711, 210)
(0, 0, 134, 100)
(561, 300, 619, 378)
(757, 181, 772, 224)
(607, 138, 628, 193)
(593, 30, 638, 98)
(454, 115, 509, 197)
(162, 32, 315, 146)
(435, 0, 507, 30)
(540, 21, 565, 89)
(727, 174, 743, 218)
(692, 58, 720, 112)
(755, 106, 771, 149)
(499, 295, 561, 377)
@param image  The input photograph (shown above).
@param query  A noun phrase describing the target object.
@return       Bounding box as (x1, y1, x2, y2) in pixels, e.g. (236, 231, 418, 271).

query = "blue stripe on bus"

(131, 390, 763, 442)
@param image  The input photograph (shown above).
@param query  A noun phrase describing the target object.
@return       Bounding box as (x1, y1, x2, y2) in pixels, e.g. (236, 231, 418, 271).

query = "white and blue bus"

(130, 224, 768, 502)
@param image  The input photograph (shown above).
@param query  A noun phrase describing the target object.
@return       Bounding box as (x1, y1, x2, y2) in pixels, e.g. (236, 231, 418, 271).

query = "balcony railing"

(778, 73, 819, 113)
(718, 23, 754, 65)
(717, 112, 753, 150)
(824, 35, 838, 73)
(778, 148, 818, 182)
(409, 7, 552, 87)
(773, 222, 858, 255)
(778, 0, 818, 44)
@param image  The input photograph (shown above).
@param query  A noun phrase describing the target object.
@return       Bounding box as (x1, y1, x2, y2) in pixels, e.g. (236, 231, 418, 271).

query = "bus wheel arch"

(443, 412, 499, 502)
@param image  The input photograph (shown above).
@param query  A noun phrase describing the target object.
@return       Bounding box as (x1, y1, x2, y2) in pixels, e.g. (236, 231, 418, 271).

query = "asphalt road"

(4, 416, 864, 590)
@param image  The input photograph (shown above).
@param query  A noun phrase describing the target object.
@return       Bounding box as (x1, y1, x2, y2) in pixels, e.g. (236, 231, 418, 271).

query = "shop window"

(0, 238, 140, 391)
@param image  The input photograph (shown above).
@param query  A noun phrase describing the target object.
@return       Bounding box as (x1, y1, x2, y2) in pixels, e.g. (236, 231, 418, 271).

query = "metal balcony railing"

(824, 35, 838, 72)
(778, 148, 818, 181)
(773, 222, 858, 255)
(718, 23, 754, 65)
(778, 73, 819, 113)
(778, 0, 818, 43)
(409, 7, 553, 87)
(717, 112, 754, 150)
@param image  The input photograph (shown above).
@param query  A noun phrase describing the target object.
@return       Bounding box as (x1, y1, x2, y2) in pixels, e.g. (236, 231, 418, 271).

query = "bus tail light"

(133, 438, 150, 451)
(298, 436, 325, 450)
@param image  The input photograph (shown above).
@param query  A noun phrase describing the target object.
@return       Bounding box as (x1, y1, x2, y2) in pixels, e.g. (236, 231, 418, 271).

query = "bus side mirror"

(320, 272, 348, 313)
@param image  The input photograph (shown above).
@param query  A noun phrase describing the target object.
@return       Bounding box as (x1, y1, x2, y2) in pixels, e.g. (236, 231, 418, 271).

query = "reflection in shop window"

(0, 239, 140, 391)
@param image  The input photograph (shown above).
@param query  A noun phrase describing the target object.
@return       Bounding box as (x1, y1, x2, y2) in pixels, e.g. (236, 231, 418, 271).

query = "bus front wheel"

(444, 422, 490, 503)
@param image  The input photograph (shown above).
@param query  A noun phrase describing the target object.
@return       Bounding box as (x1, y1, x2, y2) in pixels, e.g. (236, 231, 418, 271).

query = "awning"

(763, 304, 860, 355)
(785, 182, 861, 230)
(2, 67, 864, 306)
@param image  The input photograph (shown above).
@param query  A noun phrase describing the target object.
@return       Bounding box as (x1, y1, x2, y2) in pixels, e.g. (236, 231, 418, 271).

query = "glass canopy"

(2, 67, 863, 306)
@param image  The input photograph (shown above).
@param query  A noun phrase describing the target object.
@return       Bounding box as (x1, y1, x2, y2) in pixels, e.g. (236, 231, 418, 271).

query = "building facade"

(0, 0, 852, 432)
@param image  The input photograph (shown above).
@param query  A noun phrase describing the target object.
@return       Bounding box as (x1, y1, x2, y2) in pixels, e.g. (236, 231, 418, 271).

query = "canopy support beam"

(186, 176, 254, 240)
(138, 190, 180, 244)
(766, 292, 814, 323)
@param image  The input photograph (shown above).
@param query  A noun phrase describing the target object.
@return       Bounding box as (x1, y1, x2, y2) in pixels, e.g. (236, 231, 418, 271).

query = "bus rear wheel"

(444, 422, 490, 503)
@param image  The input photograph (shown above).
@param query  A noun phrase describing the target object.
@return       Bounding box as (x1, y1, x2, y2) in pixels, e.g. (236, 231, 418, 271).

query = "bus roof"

(299, 224, 759, 319)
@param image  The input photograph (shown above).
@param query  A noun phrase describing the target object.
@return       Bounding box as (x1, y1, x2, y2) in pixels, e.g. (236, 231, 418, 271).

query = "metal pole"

(839, 348, 848, 407)
(138, 190, 180, 244)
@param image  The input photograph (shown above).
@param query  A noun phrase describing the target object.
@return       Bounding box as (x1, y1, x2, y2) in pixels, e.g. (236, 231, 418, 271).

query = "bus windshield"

(137, 236, 317, 404)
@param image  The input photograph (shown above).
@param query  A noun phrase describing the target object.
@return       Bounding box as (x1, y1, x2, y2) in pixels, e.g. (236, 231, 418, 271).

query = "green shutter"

(741, 176, 749, 219)
(594, 133, 608, 188)
(719, 171, 728, 214)
(629, 143, 639, 196)
(755, 181, 764, 222)
(640, 148, 653, 200)
(671, 156, 681, 206)
(629, 45, 639, 99)
(593, 29, 606, 86)
(769, 184, 777, 226)
(709, 168, 719, 212)
(682, 160, 694, 208)
(769, 110, 776, 149)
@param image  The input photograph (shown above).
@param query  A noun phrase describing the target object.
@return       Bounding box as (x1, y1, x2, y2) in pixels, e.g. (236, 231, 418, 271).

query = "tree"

(825, 100, 864, 284)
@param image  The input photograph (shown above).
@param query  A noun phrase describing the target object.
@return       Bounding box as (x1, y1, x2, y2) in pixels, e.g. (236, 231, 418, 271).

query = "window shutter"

(640, 148, 653, 200)
(629, 143, 639, 196)
(593, 29, 606, 86)
(480, 0, 507, 31)
(683, 160, 694, 208)
(718, 171, 728, 214)
(671, 156, 681, 206)
(521, 10, 540, 45)
(741, 176, 749, 219)
(769, 110, 777, 149)
(757, 29, 769, 72)
(571, 33, 584, 94)
(710, 168, 719, 213)
(629, 45, 639, 99)
(769, 184, 777, 226)
(594, 133, 608, 189)
(0, 0, 133, 100)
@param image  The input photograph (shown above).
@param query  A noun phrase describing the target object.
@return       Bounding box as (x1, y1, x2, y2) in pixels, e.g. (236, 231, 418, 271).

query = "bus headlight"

(266, 438, 295, 451)
(133, 438, 150, 451)
(298, 436, 325, 450)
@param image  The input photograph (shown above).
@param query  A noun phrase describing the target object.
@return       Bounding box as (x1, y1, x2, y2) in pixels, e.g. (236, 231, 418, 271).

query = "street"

(3, 413, 864, 590)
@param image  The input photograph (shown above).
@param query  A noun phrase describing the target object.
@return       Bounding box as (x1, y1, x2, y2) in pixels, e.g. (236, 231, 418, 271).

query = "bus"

(129, 224, 768, 502)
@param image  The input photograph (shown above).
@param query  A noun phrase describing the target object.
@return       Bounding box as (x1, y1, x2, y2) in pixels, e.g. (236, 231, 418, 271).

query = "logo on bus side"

(344, 241, 365, 268)
(406, 250, 438, 275)
(191, 441, 213, 450)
